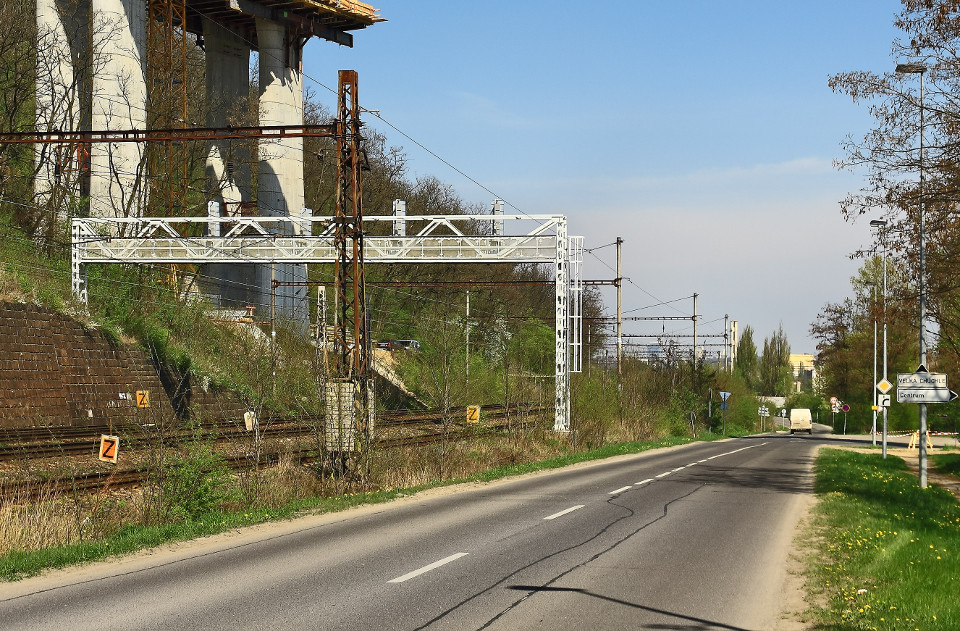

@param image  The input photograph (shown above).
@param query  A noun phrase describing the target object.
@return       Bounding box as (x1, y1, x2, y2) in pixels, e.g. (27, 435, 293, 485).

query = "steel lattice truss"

(334, 70, 366, 380)
(71, 213, 583, 431)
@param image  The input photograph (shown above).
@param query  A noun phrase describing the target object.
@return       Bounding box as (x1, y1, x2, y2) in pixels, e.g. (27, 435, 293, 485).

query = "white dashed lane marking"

(388, 553, 469, 584)
(594, 443, 769, 512)
(544, 505, 585, 520)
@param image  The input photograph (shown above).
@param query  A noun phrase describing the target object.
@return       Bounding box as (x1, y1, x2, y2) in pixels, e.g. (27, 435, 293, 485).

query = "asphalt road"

(0, 432, 830, 631)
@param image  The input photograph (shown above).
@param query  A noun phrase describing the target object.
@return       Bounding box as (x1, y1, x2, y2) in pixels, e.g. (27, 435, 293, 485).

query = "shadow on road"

(698, 428, 924, 496)
(506, 585, 752, 630)
(669, 433, 828, 495)
(683, 461, 816, 495)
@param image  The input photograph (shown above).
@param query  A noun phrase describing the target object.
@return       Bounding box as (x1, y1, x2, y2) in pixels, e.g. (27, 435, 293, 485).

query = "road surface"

(0, 432, 830, 630)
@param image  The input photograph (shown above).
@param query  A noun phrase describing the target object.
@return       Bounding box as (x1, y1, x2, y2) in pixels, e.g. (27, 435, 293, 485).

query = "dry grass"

(366, 419, 571, 491)
(233, 453, 324, 509)
(0, 267, 36, 304)
(0, 485, 80, 555)
(0, 409, 662, 555)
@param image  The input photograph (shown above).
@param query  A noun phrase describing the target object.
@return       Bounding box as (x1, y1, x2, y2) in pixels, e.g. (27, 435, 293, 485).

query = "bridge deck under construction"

(186, 0, 382, 46)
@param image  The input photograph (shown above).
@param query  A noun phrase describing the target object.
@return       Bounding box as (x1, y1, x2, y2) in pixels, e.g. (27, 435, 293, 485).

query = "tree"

(0, 0, 37, 214)
(734, 325, 758, 391)
(830, 0, 960, 374)
(758, 325, 791, 397)
(812, 254, 923, 429)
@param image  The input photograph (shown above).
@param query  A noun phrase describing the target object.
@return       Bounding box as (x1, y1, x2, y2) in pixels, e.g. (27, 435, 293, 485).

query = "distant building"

(790, 354, 817, 393)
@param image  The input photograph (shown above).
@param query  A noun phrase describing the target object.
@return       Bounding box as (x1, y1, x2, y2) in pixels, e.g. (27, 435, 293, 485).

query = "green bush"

(160, 440, 231, 522)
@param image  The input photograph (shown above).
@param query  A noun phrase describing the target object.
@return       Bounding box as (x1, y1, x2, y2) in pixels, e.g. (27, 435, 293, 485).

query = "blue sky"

(299, 1, 906, 354)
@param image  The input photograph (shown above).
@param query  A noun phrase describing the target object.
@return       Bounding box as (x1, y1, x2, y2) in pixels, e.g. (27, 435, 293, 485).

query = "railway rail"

(0, 404, 545, 502)
(0, 404, 535, 461)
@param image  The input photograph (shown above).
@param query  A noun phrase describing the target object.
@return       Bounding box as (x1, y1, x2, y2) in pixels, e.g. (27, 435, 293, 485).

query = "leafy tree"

(829, 0, 960, 376)
(734, 325, 758, 391)
(758, 325, 791, 397)
(812, 257, 920, 430)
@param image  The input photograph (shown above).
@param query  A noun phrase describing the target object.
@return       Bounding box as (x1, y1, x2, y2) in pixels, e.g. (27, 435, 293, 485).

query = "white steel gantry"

(71, 211, 584, 431)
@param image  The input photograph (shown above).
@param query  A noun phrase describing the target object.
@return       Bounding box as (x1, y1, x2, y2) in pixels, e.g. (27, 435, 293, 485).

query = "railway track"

(0, 404, 545, 502)
(0, 404, 532, 462)
(0, 420, 312, 461)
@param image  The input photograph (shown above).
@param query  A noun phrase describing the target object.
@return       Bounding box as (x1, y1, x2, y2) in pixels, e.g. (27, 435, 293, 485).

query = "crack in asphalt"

(414, 482, 705, 630)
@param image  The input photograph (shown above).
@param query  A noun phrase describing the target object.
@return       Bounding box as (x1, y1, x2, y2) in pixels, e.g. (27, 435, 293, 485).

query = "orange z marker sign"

(466, 405, 480, 424)
(99, 435, 119, 463)
(136, 390, 150, 408)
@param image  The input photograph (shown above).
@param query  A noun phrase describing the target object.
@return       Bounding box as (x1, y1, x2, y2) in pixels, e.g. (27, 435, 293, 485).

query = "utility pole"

(724, 314, 729, 371)
(616, 237, 623, 376)
(871, 283, 878, 446)
(327, 70, 370, 461)
(271, 264, 276, 397)
(692, 293, 698, 363)
(465, 290, 470, 382)
(731, 320, 738, 371)
(873, 222, 888, 458)
(587, 326, 592, 378)
(895, 61, 929, 487)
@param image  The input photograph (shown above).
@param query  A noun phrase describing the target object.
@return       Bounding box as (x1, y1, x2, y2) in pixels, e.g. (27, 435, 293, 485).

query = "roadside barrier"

(884, 430, 959, 436)
(908, 431, 935, 450)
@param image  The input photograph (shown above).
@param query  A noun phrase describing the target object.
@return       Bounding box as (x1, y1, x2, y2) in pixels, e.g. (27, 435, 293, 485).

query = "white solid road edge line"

(544, 505, 585, 520)
(609, 485, 633, 495)
(655, 471, 671, 478)
(388, 553, 469, 584)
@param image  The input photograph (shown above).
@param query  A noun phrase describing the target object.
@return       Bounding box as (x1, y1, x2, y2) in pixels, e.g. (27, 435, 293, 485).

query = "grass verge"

(0, 432, 734, 582)
(806, 449, 960, 629)
(931, 452, 960, 478)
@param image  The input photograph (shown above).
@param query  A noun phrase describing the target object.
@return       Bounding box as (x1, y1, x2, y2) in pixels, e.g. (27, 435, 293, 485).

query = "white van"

(789, 408, 813, 434)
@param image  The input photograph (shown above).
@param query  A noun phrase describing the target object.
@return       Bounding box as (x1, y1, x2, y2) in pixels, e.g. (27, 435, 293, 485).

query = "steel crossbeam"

(72, 215, 567, 263)
(71, 212, 582, 431)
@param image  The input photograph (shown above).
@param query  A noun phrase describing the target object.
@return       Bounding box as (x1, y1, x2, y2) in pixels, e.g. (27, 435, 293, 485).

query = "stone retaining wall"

(0, 302, 245, 428)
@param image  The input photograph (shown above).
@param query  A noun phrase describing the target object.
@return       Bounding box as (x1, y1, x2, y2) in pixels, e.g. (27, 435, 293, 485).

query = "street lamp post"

(868, 281, 877, 446)
(896, 62, 928, 488)
(870, 219, 889, 458)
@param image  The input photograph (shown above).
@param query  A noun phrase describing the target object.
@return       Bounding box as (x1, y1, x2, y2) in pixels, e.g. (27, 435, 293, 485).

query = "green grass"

(808, 449, 960, 629)
(932, 452, 960, 478)
(0, 432, 737, 581)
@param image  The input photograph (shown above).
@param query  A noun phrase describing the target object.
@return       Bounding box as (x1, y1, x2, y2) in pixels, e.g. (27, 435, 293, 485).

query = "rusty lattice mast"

(333, 69, 368, 380)
(147, 0, 189, 216)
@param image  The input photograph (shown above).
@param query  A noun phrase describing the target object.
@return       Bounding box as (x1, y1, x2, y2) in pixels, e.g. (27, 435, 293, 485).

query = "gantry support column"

(203, 18, 255, 308)
(555, 217, 569, 432)
(256, 18, 307, 326)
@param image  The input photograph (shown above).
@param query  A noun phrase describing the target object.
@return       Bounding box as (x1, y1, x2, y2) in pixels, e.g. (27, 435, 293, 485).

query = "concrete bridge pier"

(202, 18, 257, 309)
(255, 17, 308, 328)
(34, 0, 90, 212)
(89, 0, 148, 218)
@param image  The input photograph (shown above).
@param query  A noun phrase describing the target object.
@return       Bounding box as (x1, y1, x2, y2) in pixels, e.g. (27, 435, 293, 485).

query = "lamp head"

(896, 62, 927, 74)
